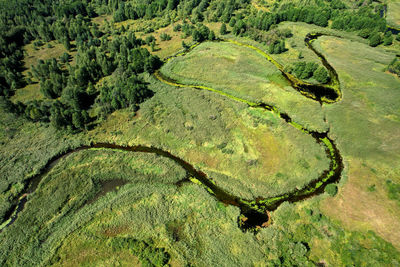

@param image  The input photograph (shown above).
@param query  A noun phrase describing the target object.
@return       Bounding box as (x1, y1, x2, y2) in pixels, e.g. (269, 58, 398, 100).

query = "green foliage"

(111, 237, 170, 266)
(182, 40, 189, 51)
(173, 24, 181, 32)
(367, 184, 376, 192)
(50, 100, 89, 131)
(388, 58, 400, 77)
(313, 66, 329, 83)
(192, 24, 212, 42)
(160, 33, 172, 41)
(229, 17, 236, 27)
(232, 19, 246, 36)
(386, 180, 400, 203)
(98, 76, 153, 115)
(383, 31, 393, 46)
(208, 30, 216, 41)
(220, 23, 227, 35)
(59, 52, 70, 64)
(23, 100, 51, 122)
(358, 28, 370, 39)
(268, 40, 286, 54)
(32, 58, 67, 99)
(146, 35, 156, 45)
(288, 61, 322, 80)
(368, 32, 382, 47)
(325, 184, 338, 196)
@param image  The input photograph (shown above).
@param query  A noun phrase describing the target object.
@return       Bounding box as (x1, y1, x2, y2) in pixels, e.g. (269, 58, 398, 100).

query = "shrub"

(383, 32, 393, 46)
(160, 33, 172, 41)
(173, 24, 181, 32)
(314, 66, 329, 83)
(368, 32, 382, 47)
(325, 184, 338, 196)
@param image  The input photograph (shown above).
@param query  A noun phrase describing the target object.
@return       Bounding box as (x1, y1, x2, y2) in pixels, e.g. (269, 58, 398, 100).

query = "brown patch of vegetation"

(321, 159, 400, 250)
(101, 225, 130, 237)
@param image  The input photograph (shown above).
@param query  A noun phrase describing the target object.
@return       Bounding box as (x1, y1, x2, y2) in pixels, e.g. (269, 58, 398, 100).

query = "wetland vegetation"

(1, 0, 400, 265)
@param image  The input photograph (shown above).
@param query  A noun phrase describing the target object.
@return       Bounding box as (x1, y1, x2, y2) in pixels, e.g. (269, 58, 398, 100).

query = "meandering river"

(0, 34, 344, 233)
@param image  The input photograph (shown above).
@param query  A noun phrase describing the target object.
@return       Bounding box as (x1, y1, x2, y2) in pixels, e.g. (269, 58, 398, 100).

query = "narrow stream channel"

(1, 34, 344, 233)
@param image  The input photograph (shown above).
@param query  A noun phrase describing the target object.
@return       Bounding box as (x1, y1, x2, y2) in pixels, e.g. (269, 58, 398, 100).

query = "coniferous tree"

(220, 23, 227, 35)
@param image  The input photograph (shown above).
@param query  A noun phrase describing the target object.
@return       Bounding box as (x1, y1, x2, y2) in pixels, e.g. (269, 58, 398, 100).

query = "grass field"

(0, 149, 186, 265)
(272, 22, 368, 65)
(1, 146, 399, 266)
(387, 1, 400, 28)
(310, 34, 400, 249)
(139, 22, 222, 59)
(160, 40, 329, 131)
(88, 75, 330, 200)
(1, 8, 400, 265)
(0, 108, 85, 222)
(139, 22, 195, 59)
(157, 24, 400, 251)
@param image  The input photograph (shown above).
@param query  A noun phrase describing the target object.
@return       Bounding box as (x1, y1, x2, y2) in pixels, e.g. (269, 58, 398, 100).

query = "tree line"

(1, 0, 398, 133)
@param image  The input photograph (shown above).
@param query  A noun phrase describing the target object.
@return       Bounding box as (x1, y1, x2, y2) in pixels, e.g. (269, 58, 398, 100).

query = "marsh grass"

(0, 150, 186, 266)
(89, 76, 330, 199)
(161, 40, 329, 131)
(1, 150, 397, 266)
(0, 107, 85, 222)
(311, 34, 400, 248)
(387, 2, 400, 28)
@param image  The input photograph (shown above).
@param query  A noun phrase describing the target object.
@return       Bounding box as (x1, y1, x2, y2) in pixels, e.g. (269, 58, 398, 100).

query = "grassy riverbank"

(1, 0, 400, 263)
(310, 34, 400, 249)
(160, 40, 329, 131)
(1, 146, 399, 266)
(88, 76, 330, 200)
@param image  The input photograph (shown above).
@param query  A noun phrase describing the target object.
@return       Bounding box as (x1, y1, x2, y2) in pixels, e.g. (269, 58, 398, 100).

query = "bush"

(383, 32, 393, 46)
(325, 184, 338, 196)
(111, 237, 170, 266)
(268, 40, 286, 54)
(290, 62, 319, 79)
(145, 35, 156, 45)
(314, 66, 329, 83)
(388, 58, 400, 76)
(368, 32, 382, 47)
(173, 24, 181, 32)
(97, 76, 154, 114)
(386, 180, 400, 201)
(358, 29, 370, 39)
(160, 33, 172, 41)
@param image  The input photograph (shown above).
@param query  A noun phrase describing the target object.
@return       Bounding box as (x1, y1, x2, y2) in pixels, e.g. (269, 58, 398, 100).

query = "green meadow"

(160, 40, 329, 131)
(1, 0, 400, 265)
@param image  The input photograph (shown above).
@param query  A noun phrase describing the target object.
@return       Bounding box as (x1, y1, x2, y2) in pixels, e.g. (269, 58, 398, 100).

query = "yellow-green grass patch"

(161, 40, 328, 131)
(312, 35, 400, 249)
(139, 21, 194, 59)
(139, 21, 222, 59)
(89, 77, 330, 199)
(387, 2, 400, 28)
